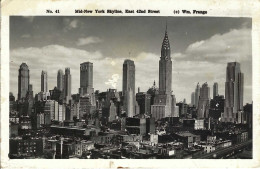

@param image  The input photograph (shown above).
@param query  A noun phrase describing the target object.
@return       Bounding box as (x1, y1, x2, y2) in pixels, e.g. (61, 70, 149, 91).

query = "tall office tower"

(191, 92, 195, 106)
(41, 70, 48, 92)
(79, 62, 95, 105)
(222, 62, 244, 123)
(26, 84, 34, 116)
(64, 68, 72, 103)
(213, 82, 218, 98)
(18, 63, 30, 100)
(57, 69, 64, 91)
(197, 82, 210, 119)
(195, 83, 200, 108)
(122, 59, 135, 117)
(151, 25, 175, 120)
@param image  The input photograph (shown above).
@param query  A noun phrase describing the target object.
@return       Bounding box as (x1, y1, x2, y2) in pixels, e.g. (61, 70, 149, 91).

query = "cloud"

(171, 28, 252, 103)
(180, 28, 251, 63)
(76, 36, 103, 46)
(63, 18, 79, 32)
(105, 74, 120, 88)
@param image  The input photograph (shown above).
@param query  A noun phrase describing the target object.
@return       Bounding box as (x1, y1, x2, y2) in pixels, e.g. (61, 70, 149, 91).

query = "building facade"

(213, 82, 218, 98)
(197, 82, 210, 119)
(64, 68, 72, 104)
(57, 69, 64, 91)
(195, 83, 200, 108)
(79, 62, 95, 106)
(122, 59, 136, 117)
(151, 27, 175, 120)
(222, 62, 244, 123)
(41, 70, 48, 93)
(191, 92, 195, 106)
(18, 63, 30, 100)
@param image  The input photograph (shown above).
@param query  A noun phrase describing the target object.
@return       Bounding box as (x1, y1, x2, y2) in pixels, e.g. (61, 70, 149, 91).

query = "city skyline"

(9, 16, 253, 160)
(10, 16, 252, 103)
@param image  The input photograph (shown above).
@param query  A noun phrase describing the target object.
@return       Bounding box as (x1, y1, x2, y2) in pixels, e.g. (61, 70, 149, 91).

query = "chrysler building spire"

(159, 23, 172, 95)
(161, 23, 171, 60)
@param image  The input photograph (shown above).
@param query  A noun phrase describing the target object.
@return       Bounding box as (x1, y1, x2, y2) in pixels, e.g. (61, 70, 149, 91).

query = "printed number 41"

(55, 10, 60, 13)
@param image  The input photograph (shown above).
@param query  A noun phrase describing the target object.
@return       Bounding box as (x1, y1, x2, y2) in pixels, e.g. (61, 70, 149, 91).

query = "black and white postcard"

(1, 0, 260, 168)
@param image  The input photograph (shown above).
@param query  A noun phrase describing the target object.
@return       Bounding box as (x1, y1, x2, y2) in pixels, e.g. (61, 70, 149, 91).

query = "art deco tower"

(151, 25, 175, 120)
(122, 59, 135, 117)
(222, 62, 244, 123)
(57, 69, 64, 91)
(159, 26, 172, 95)
(41, 70, 48, 92)
(18, 63, 30, 100)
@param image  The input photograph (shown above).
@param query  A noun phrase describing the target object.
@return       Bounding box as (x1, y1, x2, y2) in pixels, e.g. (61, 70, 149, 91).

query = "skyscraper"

(26, 84, 34, 116)
(195, 83, 200, 108)
(197, 82, 210, 119)
(213, 82, 218, 98)
(41, 70, 48, 93)
(159, 27, 172, 96)
(191, 92, 195, 106)
(222, 62, 244, 123)
(79, 62, 95, 105)
(18, 63, 30, 100)
(64, 68, 71, 103)
(80, 62, 93, 89)
(122, 59, 135, 117)
(151, 25, 174, 120)
(57, 69, 64, 91)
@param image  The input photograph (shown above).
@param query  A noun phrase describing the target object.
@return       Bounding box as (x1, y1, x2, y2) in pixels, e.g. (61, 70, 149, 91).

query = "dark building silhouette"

(191, 92, 195, 106)
(64, 68, 72, 104)
(222, 62, 244, 123)
(147, 81, 159, 106)
(18, 63, 30, 100)
(136, 92, 151, 116)
(213, 82, 218, 98)
(41, 70, 48, 93)
(176, 102, 188, 118)
(25, 84, 34, 116)
(122, 59, 135, 117)
(244, 103, 252, 136)
(49, 87, 64, 104)
(57, 69, 64, 91)
(9, 92, 16, 112)
(209, 95, 224, 120)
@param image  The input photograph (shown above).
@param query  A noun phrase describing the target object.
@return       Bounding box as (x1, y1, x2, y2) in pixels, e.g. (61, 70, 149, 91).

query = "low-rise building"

(9, 137, 44, 158)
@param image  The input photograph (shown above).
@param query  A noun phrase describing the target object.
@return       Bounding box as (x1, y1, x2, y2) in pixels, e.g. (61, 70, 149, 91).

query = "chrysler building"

(151, 25, 176, 120)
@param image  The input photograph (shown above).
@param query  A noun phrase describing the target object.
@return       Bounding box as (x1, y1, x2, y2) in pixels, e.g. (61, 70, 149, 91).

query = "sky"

(10, 16, 252, 104)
